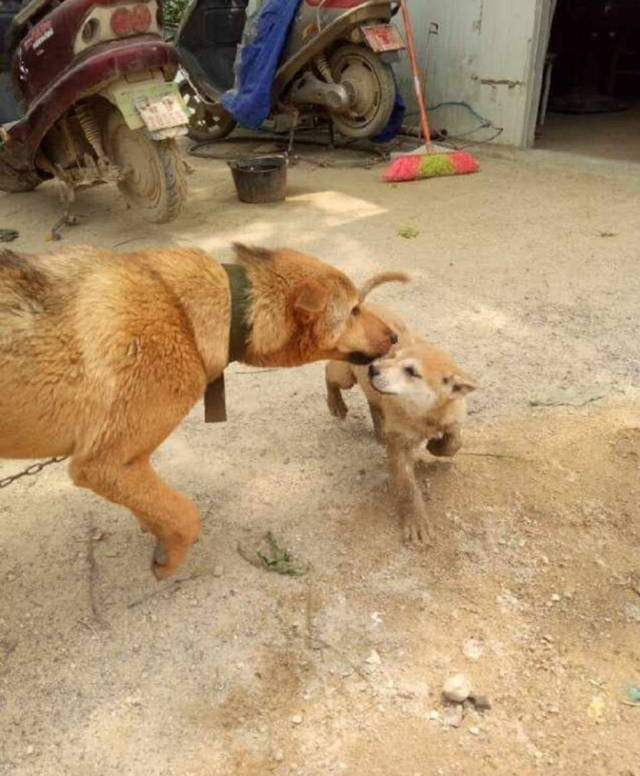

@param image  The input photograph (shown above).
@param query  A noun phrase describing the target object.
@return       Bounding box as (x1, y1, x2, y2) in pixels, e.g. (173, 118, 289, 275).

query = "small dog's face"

(368, 343, 476, 415)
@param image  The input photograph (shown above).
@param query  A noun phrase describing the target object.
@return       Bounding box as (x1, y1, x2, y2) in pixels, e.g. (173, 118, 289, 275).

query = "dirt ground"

(1, 139, 639, 776)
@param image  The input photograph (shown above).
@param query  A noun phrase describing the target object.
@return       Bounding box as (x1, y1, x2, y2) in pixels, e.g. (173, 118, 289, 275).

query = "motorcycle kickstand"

(285, 109, 300, 166)
(50, 182, 79, 241)
(328, 120, 336, 150)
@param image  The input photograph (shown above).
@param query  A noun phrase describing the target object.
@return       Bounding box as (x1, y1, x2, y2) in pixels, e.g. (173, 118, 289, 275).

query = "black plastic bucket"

(228, 155, 287, 203)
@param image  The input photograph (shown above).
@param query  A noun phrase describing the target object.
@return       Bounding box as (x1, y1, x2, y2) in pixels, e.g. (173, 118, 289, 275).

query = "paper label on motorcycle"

(135, 94, 189, 132)
(361, 24, 405, 53)
(110, 81, 188, 130)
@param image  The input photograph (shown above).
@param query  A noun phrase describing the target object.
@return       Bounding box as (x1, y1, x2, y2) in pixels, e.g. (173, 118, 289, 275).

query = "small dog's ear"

(292, 280, 329, 321)
(452, 375, 477, 395)
(232, 243, 272, 263)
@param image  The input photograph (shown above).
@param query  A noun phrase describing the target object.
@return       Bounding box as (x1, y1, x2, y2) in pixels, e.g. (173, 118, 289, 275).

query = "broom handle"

(399, 0, 433, 150)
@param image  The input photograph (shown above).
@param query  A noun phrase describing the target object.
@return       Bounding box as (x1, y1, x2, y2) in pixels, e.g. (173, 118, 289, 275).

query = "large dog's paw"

(402, 514, 433, 547)
(327, 394, 348, 420)
(151, 542, 174, 581)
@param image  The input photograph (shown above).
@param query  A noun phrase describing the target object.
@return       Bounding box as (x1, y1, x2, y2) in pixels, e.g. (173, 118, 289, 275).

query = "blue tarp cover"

(220, 0, 404, 141)
(221, 0, 300, 129)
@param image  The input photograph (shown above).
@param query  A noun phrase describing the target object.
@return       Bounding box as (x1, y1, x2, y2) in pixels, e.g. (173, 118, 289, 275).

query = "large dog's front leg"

(71, 455, 201, 579)
(387, 434, 431, 546)
(325, 361, 356, 420)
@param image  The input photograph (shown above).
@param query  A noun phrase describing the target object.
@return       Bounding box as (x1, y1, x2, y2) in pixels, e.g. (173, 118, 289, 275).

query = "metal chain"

(0, 457, 68, 489)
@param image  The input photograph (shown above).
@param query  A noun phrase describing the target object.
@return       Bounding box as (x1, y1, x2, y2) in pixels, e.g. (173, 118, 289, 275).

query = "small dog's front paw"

(427, 427, 462, 457)
(402, 515, 433, 547)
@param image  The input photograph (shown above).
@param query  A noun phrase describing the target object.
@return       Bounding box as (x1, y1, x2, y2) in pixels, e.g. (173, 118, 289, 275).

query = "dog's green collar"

(222, 263, 251, 363)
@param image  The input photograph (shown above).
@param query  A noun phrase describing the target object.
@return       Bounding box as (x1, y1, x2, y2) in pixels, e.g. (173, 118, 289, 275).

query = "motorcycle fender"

(378, 50, 401, 64)
(103, 74, 189, 131)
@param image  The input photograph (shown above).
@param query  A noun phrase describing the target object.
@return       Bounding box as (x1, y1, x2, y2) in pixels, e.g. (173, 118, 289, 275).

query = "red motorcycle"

(0, 0, 190, 225)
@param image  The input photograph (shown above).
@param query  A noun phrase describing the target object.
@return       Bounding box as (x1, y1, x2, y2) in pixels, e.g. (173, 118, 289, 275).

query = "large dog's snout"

(390, 332, 398, 345)
(368, 363, 380, 379)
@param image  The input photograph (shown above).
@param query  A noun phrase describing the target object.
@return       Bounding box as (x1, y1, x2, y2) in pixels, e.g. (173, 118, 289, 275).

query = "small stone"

(470, 694, 492, 711)
(463, 637, 484, 661)
(429, 710, 441, 721)
(274, 750, 284, 762)
(469, 726, 480, 736)
(26, 746, 34, 755)
(364, 649, 382, 665)
(370, 612, 383, 626)
(291, 714, 303, 725)
(442, 673, 472, 703)
(550, 593, 561, 602)
(213, 565, 223, 577)
(444, 704, 464, 728)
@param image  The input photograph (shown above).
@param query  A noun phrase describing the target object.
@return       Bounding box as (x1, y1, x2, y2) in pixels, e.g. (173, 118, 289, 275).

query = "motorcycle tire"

(179, 82, 236, 143)
(329, 44, 396, 140)
(0, 159, 41, 193)
(103, 110, 187, 224)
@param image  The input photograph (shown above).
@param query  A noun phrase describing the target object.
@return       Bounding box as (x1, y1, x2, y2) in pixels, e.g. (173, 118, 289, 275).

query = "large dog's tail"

(359, 272, 410, 301)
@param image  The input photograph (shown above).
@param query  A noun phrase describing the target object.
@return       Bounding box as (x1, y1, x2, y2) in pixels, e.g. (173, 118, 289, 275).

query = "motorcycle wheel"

(0, 160, 41, 192)
(329, 44, 396, 139)
(179, 82, 236, 142)
(103, 110, 187, 224)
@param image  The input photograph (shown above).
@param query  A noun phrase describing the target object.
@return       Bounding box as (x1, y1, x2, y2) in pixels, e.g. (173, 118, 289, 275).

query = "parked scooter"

(0, 0, 191, 226)
(176, 0, 404, 142)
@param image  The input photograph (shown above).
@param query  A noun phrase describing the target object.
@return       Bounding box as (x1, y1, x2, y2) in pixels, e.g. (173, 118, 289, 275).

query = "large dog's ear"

(292, 280, 329, 322)
(232, 243, 272, 264)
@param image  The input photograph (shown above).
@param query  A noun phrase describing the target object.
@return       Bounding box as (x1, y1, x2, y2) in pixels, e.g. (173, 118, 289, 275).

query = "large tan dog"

(0, 243, 395, 578)
(326, 275, 476, 544)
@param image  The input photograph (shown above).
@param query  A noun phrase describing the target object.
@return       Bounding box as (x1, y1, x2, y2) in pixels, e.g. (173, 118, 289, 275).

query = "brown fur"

(0, 244, 395, 578)
(325, 275, 476, 544)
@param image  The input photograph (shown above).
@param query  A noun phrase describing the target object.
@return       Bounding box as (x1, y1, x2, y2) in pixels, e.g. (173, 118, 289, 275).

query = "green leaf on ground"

(237, 532, 309, 576)
(398, 226, 419, 239)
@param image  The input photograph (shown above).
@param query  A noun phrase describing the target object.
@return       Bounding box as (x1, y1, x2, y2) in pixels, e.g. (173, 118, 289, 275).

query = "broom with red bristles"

(384, 0, 479, 183)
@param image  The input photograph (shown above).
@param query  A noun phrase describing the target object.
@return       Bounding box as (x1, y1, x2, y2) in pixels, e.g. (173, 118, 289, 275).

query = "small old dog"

(0, 243, 396, 578)
(326, 274, 476, 544)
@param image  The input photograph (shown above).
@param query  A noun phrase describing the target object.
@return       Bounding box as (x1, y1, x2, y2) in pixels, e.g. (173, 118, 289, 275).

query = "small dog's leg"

(387, 434, 432, 546)
(325, 361, 355, 419)
(427, 422, 463, 457)
(71, 454, 201, 580)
